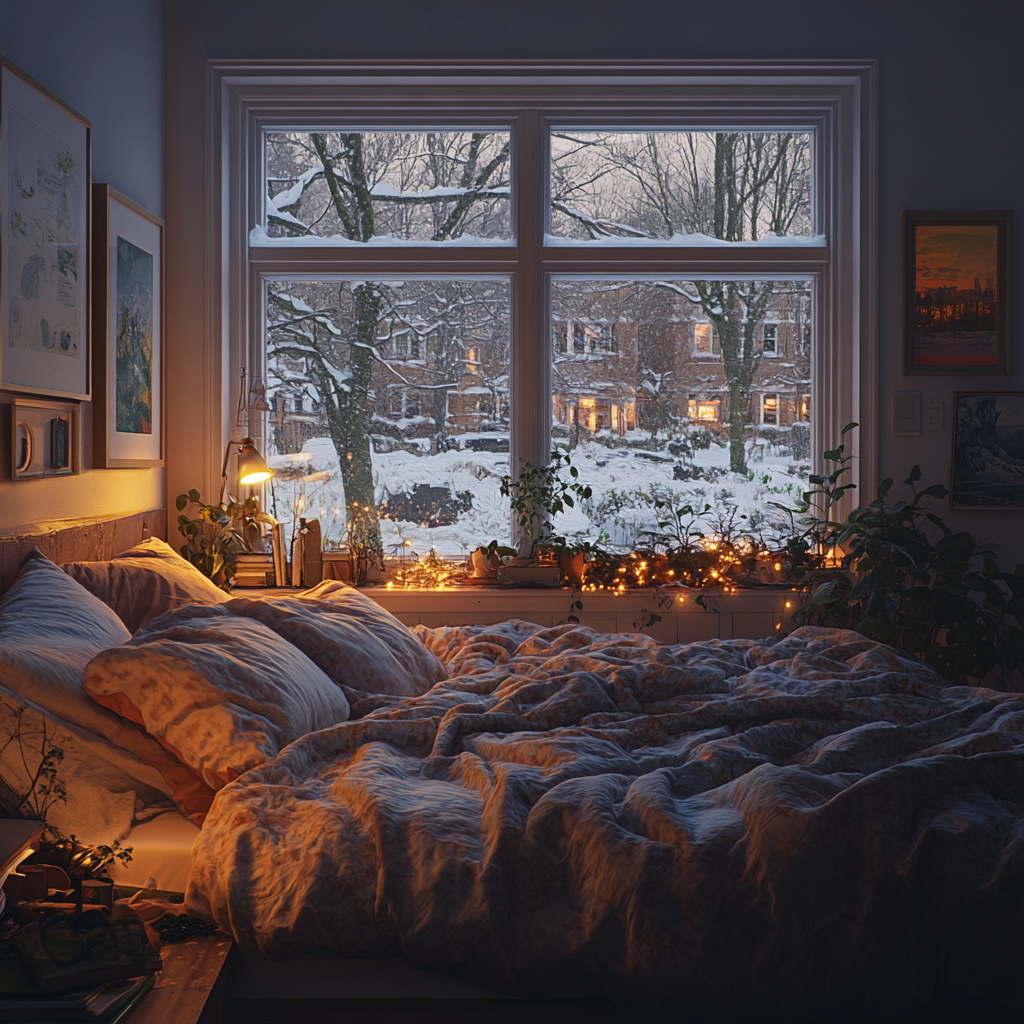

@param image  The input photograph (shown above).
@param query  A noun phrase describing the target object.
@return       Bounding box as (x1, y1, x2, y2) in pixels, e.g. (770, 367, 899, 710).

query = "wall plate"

(893, 390, 921, 436)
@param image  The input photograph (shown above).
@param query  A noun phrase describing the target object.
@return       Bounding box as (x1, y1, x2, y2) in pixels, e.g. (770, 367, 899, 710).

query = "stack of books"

(233, 552, 275, 588)
(0, 958, 154, 1022)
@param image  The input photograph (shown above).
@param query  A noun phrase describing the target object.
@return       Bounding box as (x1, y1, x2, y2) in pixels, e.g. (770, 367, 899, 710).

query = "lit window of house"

(688, 396, 721, 421)
(762, 393, 779, 425)
(693, 322, 719, 357)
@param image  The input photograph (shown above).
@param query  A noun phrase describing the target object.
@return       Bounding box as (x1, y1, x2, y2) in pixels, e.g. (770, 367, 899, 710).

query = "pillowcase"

(0, 549, 202, 837)
(224, 582, 448, 697)
(62, 538, 229, 634)
(84, 609, 352, 797)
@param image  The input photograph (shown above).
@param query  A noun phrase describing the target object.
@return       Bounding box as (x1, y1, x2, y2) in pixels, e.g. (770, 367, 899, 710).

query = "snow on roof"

(545, 231, 826, 248)
(250, 226, 515, 248)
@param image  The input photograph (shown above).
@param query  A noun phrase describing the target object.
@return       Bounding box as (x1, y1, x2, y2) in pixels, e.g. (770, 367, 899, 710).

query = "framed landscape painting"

(91, 184, 164, 467)
(904, 210, 1012, 375)
(951, 392, 1024, 509)
(0, 56, 91, 399)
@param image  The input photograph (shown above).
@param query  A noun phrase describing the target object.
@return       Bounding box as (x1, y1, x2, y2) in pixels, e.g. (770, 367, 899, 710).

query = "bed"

(0, 536, 1021, 1023)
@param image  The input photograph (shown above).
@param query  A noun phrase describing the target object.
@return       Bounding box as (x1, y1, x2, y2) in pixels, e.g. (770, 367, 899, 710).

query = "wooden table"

(129, 934, 232, 1024)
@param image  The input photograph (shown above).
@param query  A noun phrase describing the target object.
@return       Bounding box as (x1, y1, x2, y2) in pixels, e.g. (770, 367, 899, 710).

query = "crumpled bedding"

(185, 622, 1024, 1021)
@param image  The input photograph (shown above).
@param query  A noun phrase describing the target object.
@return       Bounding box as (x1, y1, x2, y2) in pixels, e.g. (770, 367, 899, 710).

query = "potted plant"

(175, 490, 276, 590)
(499, 449, 593, 583)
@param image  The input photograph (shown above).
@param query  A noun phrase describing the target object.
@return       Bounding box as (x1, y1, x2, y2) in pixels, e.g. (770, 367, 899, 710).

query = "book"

(271, 522, 287, 587)
(0, 955, 155, 1021)
(301, 519, 322, 586)
(15, 915, 162, 993)
(291, 524, 303, 587)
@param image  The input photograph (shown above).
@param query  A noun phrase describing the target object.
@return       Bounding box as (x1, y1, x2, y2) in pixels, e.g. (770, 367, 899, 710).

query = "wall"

(0, 0, 165, 533)
(166, 0, 1024, 564)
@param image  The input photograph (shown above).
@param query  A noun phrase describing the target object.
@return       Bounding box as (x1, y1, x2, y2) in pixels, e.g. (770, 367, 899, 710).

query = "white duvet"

(185, 622, 1024, 1021)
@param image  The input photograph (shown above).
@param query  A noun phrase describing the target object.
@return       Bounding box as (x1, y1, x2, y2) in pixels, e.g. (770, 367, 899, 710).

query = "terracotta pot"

(558, 549, 587, 587)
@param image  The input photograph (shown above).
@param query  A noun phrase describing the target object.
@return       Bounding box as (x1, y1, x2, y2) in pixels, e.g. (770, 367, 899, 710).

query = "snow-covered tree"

(551, 131, 812, 472)
(264, 131, 511, 552)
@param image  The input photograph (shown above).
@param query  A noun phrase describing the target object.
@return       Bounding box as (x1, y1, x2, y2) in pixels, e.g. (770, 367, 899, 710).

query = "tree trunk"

(343, 284, 383, 561)
(728, 386, 748, 473)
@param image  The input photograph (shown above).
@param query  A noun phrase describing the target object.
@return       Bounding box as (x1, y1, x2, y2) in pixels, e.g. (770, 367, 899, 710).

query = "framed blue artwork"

(951, 392, 1024, 509)
(92, 184, 164, 467)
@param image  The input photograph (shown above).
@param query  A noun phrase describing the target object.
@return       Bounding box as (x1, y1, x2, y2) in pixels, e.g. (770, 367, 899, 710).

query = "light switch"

(893, 390, 921, 436)
(924, 398, 944, 431)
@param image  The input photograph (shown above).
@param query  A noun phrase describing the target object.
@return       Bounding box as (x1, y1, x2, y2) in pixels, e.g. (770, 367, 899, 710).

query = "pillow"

(0, 549, 203, 836)
(62, 537, 229, 634)
(84, 610, 352, 796)
(223, 583, 448, 697)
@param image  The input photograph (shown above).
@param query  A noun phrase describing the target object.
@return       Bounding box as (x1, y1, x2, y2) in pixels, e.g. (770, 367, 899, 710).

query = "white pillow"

(0, 550, 182, 840)
(84, 610, 351, 795)
(223, 583, 448, 697)
(62, 537, 230, 634)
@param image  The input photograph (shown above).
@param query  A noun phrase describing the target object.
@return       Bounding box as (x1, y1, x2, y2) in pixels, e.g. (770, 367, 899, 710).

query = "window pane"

(262, 131, 511, 244)
(550, 279, 812, 548)
(549, 131, 813, 243)
(266, 279, 510, 556)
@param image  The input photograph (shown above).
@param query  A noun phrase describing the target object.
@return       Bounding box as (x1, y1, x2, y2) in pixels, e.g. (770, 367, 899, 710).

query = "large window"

(215, 64, 875, 556)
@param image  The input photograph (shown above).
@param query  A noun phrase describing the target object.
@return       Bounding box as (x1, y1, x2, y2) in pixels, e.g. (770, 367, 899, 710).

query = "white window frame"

(761, 322, 779, 357)
(761, 392, 780, 425)
(204, 60, 877, 517)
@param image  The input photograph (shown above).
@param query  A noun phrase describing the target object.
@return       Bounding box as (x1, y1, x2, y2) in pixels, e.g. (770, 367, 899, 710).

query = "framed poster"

(951, 392, 1024, 509)
(904, 210, 1012, 376)
(0, 56, 91, 399)
(92, 184, 164, 467)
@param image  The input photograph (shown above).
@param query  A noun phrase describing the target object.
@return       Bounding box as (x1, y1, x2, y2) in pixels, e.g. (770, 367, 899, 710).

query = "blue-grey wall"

(1, 0, 164, 216)
(168, 0, 1021, 562)
(0, 0, 165, 530)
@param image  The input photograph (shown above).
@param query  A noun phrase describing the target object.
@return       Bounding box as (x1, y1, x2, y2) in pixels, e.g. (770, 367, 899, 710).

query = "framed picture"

(0, 56, 91, 399)
(951, 392, 1024, 509)
(904, 210, 1012, 375)
(9, 397, 80, 480)
(91, 184, 164, 467)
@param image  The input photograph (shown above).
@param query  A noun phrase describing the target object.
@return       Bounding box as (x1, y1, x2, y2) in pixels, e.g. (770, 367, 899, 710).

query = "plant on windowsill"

(499, 448, 594, 561)
(785, 425, 1024, 687)
(175, 490, 275, 591)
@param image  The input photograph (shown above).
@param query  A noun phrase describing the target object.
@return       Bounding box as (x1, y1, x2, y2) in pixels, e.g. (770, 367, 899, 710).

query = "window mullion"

(511, 109, 547, 488)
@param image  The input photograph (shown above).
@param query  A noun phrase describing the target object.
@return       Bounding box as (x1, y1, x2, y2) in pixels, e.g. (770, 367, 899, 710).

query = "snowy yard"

(267, 431, 811, 557)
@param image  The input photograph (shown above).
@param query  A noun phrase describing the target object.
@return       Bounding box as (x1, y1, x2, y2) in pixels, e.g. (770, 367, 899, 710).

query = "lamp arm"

(219, 436, 250, 504)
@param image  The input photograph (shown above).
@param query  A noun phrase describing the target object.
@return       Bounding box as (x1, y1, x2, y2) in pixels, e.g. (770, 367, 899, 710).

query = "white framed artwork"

(0, 56, 90, 399)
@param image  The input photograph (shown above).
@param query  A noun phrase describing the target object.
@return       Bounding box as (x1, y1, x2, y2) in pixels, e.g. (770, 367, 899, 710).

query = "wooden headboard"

(0, 508, 167, 593)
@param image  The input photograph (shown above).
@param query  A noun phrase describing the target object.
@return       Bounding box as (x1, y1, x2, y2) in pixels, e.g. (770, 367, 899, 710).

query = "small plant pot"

(558, 549, 587, 587)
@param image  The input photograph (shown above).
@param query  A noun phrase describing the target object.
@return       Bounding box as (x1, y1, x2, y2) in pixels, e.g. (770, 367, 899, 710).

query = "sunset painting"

(904, 212, 1011, 375)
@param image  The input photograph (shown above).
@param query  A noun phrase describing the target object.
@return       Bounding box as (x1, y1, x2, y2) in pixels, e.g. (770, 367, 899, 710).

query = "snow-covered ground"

(267, 432, 811, 557)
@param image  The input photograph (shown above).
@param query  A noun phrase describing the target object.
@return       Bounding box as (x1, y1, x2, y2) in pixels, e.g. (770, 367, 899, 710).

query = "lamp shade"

(237, 439, 272, 486)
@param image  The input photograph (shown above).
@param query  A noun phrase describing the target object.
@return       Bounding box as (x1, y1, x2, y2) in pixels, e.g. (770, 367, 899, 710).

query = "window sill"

(363, 585, 803, 643)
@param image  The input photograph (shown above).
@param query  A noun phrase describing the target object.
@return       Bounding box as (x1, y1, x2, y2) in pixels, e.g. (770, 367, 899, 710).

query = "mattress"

(107, 809, 199, 894)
